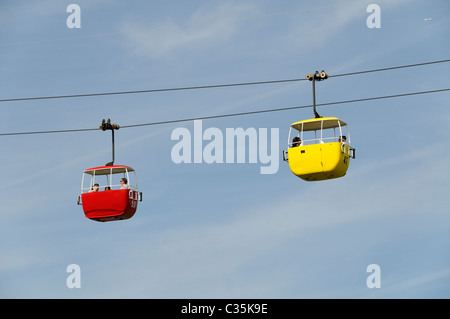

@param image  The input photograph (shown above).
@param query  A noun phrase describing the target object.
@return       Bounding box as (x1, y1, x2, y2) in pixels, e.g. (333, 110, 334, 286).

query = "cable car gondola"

(78, 165, 142, 222)
(283, 117, 355, 181)
(77, 119, 142, 222)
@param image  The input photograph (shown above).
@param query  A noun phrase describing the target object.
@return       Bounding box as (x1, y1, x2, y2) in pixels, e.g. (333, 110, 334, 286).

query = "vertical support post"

(111, 129, 115, 166)
(312, 77, 320, 118)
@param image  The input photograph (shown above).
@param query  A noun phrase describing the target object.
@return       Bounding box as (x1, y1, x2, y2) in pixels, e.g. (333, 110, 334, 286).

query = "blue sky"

(0, 0, 449, 298)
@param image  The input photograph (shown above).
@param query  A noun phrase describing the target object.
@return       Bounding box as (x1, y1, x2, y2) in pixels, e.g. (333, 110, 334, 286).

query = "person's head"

(339, 135, 347, 142)
(120, 178, 128, 185)
(292, 136, 301, 146)
(93, 183, 99, 191)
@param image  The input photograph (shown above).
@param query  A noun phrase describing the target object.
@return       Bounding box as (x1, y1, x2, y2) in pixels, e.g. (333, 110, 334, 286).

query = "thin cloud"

(120, 3, 258, 58)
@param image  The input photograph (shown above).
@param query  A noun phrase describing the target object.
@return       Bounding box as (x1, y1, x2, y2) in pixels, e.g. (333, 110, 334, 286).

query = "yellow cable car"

(283, 117, 355, 181)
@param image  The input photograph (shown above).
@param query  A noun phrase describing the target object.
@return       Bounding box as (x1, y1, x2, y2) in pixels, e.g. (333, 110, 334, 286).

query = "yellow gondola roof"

(291, 117, 347, 132)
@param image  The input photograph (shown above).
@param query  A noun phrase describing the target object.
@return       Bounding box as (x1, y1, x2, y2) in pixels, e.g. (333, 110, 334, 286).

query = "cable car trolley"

(77, 119, 143, 222)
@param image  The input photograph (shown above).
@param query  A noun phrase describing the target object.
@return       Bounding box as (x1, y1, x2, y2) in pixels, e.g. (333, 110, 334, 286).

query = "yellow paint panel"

(287, 142, 350, 181)
(288, 144, 322, 177)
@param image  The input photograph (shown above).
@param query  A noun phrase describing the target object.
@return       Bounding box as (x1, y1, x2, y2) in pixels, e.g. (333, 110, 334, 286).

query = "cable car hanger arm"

(99, 119, 120, 166)
(306, 70, 328, 118)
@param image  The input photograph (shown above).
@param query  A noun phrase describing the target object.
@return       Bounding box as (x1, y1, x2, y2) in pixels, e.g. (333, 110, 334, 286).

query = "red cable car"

(77, 165, 142, 222)
(77, 119, 143, 222)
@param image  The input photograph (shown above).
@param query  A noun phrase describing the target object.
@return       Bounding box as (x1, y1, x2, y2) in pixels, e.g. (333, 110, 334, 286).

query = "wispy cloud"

(386, 267, 450, 295)
(120, 2, 258, 58)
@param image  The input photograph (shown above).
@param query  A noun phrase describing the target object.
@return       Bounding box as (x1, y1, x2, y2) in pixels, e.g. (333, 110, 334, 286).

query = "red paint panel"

(81, 189, 137, 222)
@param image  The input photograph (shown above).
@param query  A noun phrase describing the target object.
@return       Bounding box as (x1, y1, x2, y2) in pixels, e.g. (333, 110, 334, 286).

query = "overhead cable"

(0, 59, 448, 103)
(1, 88, 448, 136)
